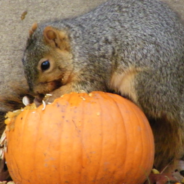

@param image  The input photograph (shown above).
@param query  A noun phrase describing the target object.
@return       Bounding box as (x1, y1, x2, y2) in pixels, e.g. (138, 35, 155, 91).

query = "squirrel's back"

(68, 0, 184, 66)
(30, 0, 184, 89)
(23, 0, 184, 101)
(24, 0, 184, 77)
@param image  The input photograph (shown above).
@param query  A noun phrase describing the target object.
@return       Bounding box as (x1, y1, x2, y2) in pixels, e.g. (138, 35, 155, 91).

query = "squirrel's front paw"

(43, 91, 63, 104)
(43, 93, 56, 104)
(43, 87, 88, 105)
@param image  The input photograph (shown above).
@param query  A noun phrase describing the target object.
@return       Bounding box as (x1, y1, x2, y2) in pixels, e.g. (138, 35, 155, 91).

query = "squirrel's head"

(22, 23, 74, 97)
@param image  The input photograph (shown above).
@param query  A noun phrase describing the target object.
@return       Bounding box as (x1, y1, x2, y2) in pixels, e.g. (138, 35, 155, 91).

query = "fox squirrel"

(0, 0, 182, 178)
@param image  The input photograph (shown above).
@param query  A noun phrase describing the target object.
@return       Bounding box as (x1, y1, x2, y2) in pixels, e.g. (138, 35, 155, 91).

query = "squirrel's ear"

(43, 26, 70, 51)
(29, 23, 38, 37)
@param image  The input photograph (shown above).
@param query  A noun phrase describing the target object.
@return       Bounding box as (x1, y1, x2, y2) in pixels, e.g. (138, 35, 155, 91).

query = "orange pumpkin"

(4, 91, 154, 184)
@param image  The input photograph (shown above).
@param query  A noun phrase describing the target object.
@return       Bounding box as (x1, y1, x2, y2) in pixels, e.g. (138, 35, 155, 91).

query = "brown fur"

(29, 23, 38, 37)
(149, 117, 183, 171)
(110, 67, 148, 105)
(44, 26, 71, 51)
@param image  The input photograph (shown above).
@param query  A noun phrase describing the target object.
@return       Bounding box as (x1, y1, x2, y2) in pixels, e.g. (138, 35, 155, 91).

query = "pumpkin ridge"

(139, 108, 154, 180)
(47, 95, 66, 183)
(21, 110, 35, 182)
(60, 93, 73, 183)
(108, 93, 129, 183)
(77, 93, 88, 184)
(70, 94, 76, 184)
(11, 109, 36, 183)
(77, 93, 85, 184)
(34, 109, 43, 183)
(49, 101, 63, 183)
(121, 97, 140, 183)
(114, 96, 128, 184)
(110, 93, 124, 184)
(130, 103, 145, 182)
(101, 93, 119, 183)
(79, 96, 84, 184)
(83, 92, 102, 184)
(19, 111, 28, 162)
(93, 92, 105, 183)
(115, 96, 153, 183)
(135, 105, 154, 181)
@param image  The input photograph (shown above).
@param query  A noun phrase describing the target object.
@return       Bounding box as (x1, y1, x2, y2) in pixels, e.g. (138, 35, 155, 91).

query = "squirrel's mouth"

(32, 79, 62, 107)
(33, 79, 62, 97)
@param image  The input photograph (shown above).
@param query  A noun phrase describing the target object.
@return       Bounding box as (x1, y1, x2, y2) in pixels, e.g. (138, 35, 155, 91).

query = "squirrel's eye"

(41, 60, 50, 71)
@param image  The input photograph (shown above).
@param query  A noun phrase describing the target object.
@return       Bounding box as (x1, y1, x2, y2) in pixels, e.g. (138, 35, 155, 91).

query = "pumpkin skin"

(5, 91, 154, 184)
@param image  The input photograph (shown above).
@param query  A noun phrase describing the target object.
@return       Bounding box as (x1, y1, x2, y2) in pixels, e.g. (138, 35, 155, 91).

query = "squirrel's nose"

(180, 170, 184, 176)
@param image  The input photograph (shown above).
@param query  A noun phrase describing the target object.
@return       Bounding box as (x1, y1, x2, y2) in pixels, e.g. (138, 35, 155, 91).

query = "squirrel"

(21, 0, 184, 176)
